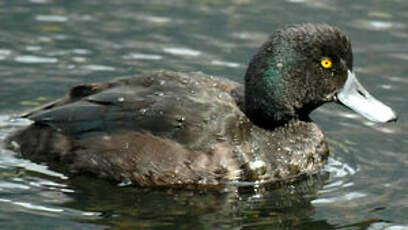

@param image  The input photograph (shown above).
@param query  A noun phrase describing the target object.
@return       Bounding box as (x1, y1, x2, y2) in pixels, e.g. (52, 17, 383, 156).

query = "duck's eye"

(320, 58, 333, 69)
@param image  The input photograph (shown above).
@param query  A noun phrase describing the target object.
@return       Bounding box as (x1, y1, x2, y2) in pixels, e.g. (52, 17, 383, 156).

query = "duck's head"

(244, 24, 397, 127)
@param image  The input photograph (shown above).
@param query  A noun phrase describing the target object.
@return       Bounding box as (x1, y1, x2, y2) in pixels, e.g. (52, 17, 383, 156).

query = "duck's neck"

(243, 90, 296, 129)
(243, 45, 304, 129)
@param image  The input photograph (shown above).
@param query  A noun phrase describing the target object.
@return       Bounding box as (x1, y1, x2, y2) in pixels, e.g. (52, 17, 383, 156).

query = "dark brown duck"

(6, 24, 397, 188)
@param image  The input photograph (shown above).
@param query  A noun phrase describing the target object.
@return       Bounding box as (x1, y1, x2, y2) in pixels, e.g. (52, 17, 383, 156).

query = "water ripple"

(35, 15, 68, 22)
(15, 56, 58, 64)
(368, 222, 408, 230)
(81, 65, 115, 71)
(211, 60, 240, 68)
(25, 46, 42, 51)
(163, 47, 201, 56)
(13, 201, 64, 213)
(0, 181, 30, 190)
(72, 49, 91, 55)
(352, 19, 405, 31)
(0, 49, 12, 56)
(124, 53, 162, 60)
(323, 157, 358, 178)
(29, 0, 49, 3)
(0, 149, 68, 180)
(139, 15, 171, 24)
(311, 191, 367, 204)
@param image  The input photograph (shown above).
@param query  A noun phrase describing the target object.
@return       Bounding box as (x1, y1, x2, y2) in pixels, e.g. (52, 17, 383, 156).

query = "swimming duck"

(6, 24, 397, 188)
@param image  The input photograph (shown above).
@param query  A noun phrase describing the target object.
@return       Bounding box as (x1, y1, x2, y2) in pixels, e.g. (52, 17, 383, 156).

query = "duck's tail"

(6, 124, 73, 164)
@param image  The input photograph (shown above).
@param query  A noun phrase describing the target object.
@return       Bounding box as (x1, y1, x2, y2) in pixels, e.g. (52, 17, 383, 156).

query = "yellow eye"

(320, 58, 333, 69)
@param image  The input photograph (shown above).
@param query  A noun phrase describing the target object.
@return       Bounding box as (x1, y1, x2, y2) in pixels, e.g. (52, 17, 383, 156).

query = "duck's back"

(8, 71, 328, 187)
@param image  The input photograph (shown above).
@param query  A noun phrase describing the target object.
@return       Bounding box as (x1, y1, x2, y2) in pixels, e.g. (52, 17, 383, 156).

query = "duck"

(6, 24, 397, 188)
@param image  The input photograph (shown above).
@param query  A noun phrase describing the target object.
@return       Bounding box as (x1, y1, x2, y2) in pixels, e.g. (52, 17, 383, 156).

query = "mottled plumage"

(6, 24, 396, 188)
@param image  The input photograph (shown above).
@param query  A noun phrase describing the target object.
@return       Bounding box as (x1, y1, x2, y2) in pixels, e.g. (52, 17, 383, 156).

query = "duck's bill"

(336, 71, 397, 123)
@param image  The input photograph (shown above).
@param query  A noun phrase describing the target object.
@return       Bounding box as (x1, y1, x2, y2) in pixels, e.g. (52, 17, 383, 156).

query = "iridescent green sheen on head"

(245, 24, 354, 127)
(262, 42, 300, 116)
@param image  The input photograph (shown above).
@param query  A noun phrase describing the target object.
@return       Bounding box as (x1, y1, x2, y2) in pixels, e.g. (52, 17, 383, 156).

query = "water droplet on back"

(175, 115, 185, 128)
(177, 115, 185, 122)
(154, 91, 164, 96)
(239, 118, 244, 124)
(198, 177, 208, 184)
(118, 179, 132, 187)
(180, 78, 189, 84)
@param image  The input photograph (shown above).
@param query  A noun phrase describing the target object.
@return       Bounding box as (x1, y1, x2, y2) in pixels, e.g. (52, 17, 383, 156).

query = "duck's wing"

(23, 71, 244, 142)
(20, 82, 110, 118)
(24, 83, 158, 136)
(20, 98, 65, 118)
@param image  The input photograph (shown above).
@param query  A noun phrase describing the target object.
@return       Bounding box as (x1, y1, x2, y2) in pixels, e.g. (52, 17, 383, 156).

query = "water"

(0, 0, 408, 229)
